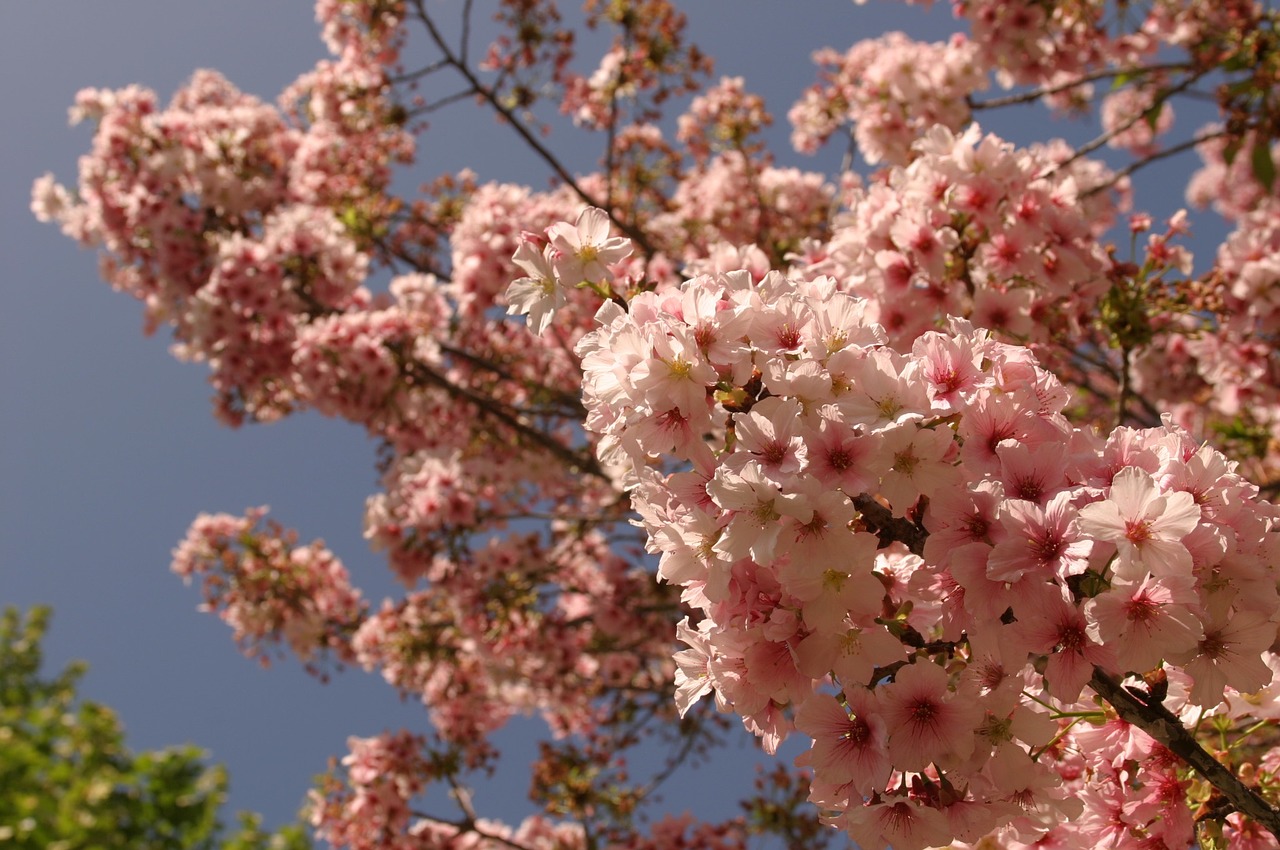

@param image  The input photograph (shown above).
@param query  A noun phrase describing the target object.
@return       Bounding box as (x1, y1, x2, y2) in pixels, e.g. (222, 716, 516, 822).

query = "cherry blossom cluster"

(677, 76, 771, 165)
(1123, 137, 1280, 482)
(1186, 131, 1280, 220)
(949, 0, 1149, 89)
(310, 729, 749, 850)
(31, 18, 411, 424)
(351, 529, 674, 764)
(1100, 84, 1176, 157)
(314, 0, 405, 63)
(789, 32, 986, 165)
(946, 0, 1267, 93)
(793, 124, 1119, 352)
(565, 230, 1280, 847)
(171, 507, 366, 672)
(487, 0, 711, 133)
(38, 0, 1280, 844)
(660, 154, 834, 262)
(506, 207, 635, 335)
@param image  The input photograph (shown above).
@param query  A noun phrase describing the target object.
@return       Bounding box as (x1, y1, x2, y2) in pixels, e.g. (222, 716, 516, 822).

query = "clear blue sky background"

(0, 1, 1224, 841)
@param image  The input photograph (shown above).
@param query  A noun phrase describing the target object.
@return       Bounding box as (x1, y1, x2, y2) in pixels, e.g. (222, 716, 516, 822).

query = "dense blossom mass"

(33, 0, 1280, 847)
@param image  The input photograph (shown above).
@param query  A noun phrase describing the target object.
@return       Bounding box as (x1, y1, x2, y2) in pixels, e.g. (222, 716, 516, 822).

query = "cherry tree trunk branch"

(1040, 66, 1210, 181)
(1088, 668, 1280, 839)
(1082, 126, 1235, 198)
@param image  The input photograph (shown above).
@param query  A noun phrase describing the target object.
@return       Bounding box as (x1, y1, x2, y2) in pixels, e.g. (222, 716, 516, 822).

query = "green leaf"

(1222, 136, 1243, 167)
(0, 606, 313, 850)
(1252, 141, 1276, 193)
(1143, 103, 1162, 132)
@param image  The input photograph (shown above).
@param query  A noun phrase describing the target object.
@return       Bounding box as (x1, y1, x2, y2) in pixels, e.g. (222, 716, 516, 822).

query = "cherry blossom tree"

(33, 0, 1280, 847)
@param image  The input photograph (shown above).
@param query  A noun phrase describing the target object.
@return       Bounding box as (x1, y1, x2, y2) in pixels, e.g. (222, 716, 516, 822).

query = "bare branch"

(389, 342, 608, 481)
(1040, 67, 1209, 181)
(407, 87, 481, 117)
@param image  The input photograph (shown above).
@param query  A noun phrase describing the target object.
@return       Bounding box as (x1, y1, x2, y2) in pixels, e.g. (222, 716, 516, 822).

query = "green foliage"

(0, 606, 311, 850)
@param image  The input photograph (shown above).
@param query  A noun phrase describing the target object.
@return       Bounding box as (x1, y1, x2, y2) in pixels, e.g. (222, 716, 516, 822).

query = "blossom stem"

(1030, 716, 1085, 762)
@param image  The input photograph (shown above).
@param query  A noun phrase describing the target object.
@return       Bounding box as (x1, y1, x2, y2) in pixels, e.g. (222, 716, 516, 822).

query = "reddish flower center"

(1034, 531, 1065, 564)
(1124, 593, 1158, 624)
(1124, 518, 1153, 545)
(1056, 623, 1086, 653)
(761, 440, 788, 466)
(909, 698, 939, 725)
(826, 447, 853, 471)
(1200, 631, 1226, 659)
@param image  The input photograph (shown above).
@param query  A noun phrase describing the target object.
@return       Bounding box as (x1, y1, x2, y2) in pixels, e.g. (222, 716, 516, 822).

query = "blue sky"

(0, 1, 1226, 840)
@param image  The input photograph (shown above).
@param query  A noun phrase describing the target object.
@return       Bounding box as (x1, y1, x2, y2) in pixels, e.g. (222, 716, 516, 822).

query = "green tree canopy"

(0, 606, 311, 850)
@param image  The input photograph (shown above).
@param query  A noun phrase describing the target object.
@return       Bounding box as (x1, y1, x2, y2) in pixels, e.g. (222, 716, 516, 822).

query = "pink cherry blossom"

(1077, 466, 1202, 581)
(546, 207, 633, 287)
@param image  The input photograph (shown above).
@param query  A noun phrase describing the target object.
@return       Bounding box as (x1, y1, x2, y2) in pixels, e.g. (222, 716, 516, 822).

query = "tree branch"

(967, 62, 1193, 111)
(405, 0, 660, 260)
(390, 342, 608, 481)
(1089, 667, 1280, 840)
(1082, 126, 1234, 198)
(1039, 67, 1209, 181)
(849, 492, 1280, 839)
(852, 494, 927, 555)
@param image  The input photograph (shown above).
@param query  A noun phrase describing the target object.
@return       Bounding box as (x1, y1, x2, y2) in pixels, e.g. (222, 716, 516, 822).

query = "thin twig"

(390, 57, 450, 86)
(1040, 67, 1209, 180)
(459, 0, 474, 67)
(968, 61, 1193, 110)
(1082, 126, 1235, 198)
(390, 342, 608, 480)
(406, 0, 660, 259)
(1116, 345, 1133, 428)
(408, 87, 481, 117)
(436, 341, 586, 414)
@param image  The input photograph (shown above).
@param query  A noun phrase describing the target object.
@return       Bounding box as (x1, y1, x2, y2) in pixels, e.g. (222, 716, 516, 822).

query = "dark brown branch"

(1116, 345, 1133, 428)
(1060, 341, 1164, 426)
(407, 87, 481, 117)
(849, 493, 1280, 839)
(852, 494, 927, 556)
(436, 341, 587, 416)
(390, 57, 450, 85)
(1041, 67, 1209, 181)
(459, 0, 474, 66)
(1089, 668, 1280, 840)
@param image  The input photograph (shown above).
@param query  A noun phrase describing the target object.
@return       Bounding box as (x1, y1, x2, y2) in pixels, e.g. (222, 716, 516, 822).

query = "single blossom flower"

(504, 240, 564, 336)
(1076, 466, 1201, 581)
(546, 206, 632, 286)
(880, 658, 981, 771)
